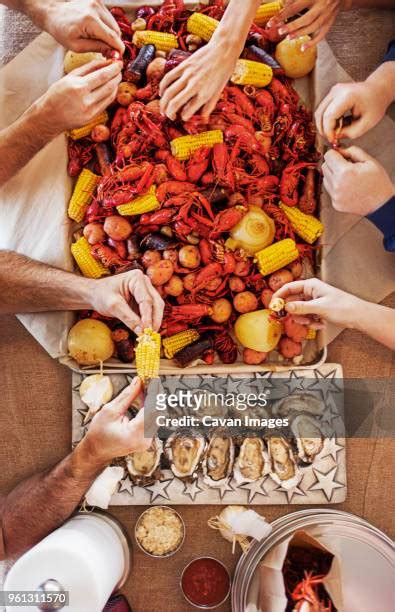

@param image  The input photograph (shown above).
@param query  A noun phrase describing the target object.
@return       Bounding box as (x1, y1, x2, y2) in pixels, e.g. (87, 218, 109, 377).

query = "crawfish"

(280, 161, 315, 207)
(263, 202, 295, 240)
(91, 244, 129, 270)
(210, 206, 246, 239)
(187, 146, 211, 182)
(299, 168, 317, 214)
(192, 263, 223, 295)
(213, 330, 238, 364)
(156, 180, 196, 203)
(167, 303, 213, 323)
(139, 208, 176, 225)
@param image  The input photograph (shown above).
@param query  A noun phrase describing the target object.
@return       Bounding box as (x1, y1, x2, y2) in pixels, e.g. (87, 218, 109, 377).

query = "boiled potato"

(234, 309, 282, 353)
(68, 319, 114, 365)
(275, 36, 317, 79)
(64, 50, 105, 74)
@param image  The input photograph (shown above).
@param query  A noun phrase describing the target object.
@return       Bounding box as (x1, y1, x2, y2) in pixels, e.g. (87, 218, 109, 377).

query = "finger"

(128, 273, 155, 330)
(292, 315, 314, 325)
(111, 298, 143, 335)
(97, 4, 122, 38)
(315, 92, 334, 137)
(279, 8, 320, 36)
(144, 281, 165, 332)
(271, 0, 311, 24)
(273, 278, 322, 301)
(71, 58, 111, 77)
(322, 175, 334, 197)
(90, 72, 122, 103)
(201, 93, 221, 119)
(302, 16, 334, 50)
(323, 149, 350, 172)
(163, 80, 194, 120)
(71, 39, 115, 54)
(85, 60, 123, 89)
(159, 64, 185, 96)
(106, 378, 142, 416)
(285, 299, 326, 316)
(181, 95, 204, 122)
(337, 145, 372, 163)
(286, 14, 323, 40)
(322, 95, 355, 142)
(339, 118, 370, 140)
(89, 18, 125, 54)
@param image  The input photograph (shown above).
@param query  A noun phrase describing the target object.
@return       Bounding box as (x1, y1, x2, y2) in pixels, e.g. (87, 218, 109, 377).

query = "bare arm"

(0, 379, 149, 558)
(160, 0, 262, 120)
(0, 250, 164, 333)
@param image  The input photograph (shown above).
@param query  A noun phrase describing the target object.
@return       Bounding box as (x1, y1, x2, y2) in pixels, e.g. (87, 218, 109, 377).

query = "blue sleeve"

(383, 39, 395, 63)
(366, 196, 395, 252)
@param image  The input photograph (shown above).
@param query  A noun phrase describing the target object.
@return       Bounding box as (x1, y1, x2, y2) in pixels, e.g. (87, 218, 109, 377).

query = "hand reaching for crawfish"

(90, 269, 165, 336)
(39, 59, 122, 133)
(268, 0, 345, 50)
(159, 41, 238, 121)
(43, 0, 125, 55)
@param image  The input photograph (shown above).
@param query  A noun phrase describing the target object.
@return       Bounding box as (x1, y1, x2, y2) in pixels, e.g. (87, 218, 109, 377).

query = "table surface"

(1, 6, 395, 612)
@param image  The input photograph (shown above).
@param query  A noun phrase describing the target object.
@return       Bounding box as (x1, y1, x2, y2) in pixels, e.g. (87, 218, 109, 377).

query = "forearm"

(347, 0, 395, 8)
(0, 98, 60, 187)
(0, 250, 95, 313)
(1, 439, 106, 558)
(354, 300, 395, 350)
(210, 0, 261, 58)
(365, 61, 395, 109)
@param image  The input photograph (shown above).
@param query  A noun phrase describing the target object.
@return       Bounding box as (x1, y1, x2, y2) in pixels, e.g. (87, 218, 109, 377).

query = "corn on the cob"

(186, 12, 219, 41)
(68, 111, 108, 140)
(306, 328, 317, 340)
(135, 328, 161, 381)
(279, 203, 324, 244)
(68, 169, 99, 222)
(162, 329, 200, 359)
(71, 237, 108, 279)
(133, 30, 178, 52)
(255, 238, 299, 276)
(231, 59, 273, 87)
(170, 130, 223, 161)
(116, 188, 160, 216)
(255, 1, 283, 26)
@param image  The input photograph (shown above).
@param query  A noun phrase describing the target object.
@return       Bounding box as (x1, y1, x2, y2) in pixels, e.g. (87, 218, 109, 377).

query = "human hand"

(272, 278, 363, 328)
(91, 269, 165, 335)
(315, 80, 389, 143)
(39, 59, 122, 133)
(159, 40, 238, 121)
(268, 0, 344, 49)
(322, 147, 394, 215)
(83, 378, 151, 466)
(45, 0, 124, 55)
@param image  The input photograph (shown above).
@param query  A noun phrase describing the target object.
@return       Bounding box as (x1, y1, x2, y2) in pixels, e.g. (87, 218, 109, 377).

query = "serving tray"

(72, 363, 346, 505)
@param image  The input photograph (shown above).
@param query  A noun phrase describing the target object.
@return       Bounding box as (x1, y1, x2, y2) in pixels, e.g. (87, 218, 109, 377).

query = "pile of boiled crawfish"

(70, 0, 320, 367)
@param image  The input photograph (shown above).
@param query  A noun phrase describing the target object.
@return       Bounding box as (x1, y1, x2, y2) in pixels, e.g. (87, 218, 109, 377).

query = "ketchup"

(181, 557, 230, 608)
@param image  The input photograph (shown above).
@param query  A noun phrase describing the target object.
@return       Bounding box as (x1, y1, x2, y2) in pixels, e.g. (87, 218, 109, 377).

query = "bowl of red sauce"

(181, 556, 231, 609)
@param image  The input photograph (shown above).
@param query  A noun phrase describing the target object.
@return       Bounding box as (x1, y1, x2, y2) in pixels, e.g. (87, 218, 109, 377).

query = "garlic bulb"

(85, 466, 124, 509)
(80, 374, 113, 423)
(208, 505, 272, 553)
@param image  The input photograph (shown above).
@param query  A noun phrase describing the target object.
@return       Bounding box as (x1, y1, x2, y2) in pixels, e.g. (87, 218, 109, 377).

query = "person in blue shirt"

(315, 40, 395, 251)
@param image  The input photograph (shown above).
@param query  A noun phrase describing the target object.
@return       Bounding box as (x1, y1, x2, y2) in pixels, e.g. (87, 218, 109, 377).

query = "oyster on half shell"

(266, 435, 300, 489)
(234, 437, 267, 483)
(126, 438, 163, 486)
(291, 413, 325, 464)
(203, 431, 235, 487)
(271, 393, 325, 418)
(165, 432, 206, 480)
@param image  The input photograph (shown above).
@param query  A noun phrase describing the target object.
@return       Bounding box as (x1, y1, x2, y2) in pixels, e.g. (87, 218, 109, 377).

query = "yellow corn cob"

(116, 188, 160, 216)
(255, 238, 299, 276)
(71, 237, 108, 279)
(255, 1, 283, 26)
(187, 12, 219, 41)
(68, 169, 99, 222)
(135, 328, 161, 381)
(279, 203, 324, 244)
(231, 59, 273, 87)
(162, 329, 200, 359)
(170, 130, 223, 161)
(133, 30, 178, 52)
(68, 111, 108, 140)
(306, 328, 317, 340)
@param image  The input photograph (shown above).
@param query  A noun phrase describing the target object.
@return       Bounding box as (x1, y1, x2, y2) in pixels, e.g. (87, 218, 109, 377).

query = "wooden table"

(1, 6, 394, 611)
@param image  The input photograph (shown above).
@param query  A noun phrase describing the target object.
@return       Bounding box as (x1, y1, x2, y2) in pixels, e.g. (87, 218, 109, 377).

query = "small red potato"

(233, 260, 251, 277)
(117, 82, 137, 106)
(278, 337, 302, 358)
(229, 276, 246, 293)
(233, 291, 258, 313)
(83, 222, 106, 245)
(183, 273, 196, 291)
(178, 245, 201, 269)
(288, 260, 302, 279)
(211, 298, 233, 323)
(103, 216, 133, 241)
(142, 250, 161, 268)
(261, 288, 274, 308)
(91, 124, 110, 142)
(164, 275, 184, 296)
(146, 260, 174, 286)
(284, 316, 308, 342)
(243, 348, 267, 365)
(163, 249, 178, 264)
(268, 269, 293, 292)
(146, 57, 166, 81)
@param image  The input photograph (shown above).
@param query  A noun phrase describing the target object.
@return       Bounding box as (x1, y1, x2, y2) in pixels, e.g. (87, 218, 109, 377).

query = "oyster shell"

(165, 432, 206, 480)
(266, 435, 300, 489)
(203, 431, 234, 487)
(271, 393, 325, 418)
(234, 437, 267, 483)
(126, 437, 163, 486)
(291, 413, 325, 464)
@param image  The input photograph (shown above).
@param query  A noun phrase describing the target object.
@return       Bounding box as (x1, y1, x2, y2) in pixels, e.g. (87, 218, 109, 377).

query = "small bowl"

(180, 556, 231, 609)
(134, 505, 185, 558)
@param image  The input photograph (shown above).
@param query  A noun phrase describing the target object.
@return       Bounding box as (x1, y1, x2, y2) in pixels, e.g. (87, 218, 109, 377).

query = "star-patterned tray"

(72, 363, 346, 505)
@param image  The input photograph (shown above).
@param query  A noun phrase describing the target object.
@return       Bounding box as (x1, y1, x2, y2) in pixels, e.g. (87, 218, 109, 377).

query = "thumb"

(285, 300, 325, 317)
(112, 298, 143, 335)
(338, 145, 372, 163)
(339, 118, 370, 140)
(108, 377, 142, 416)
(70, 39, 115, 55)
